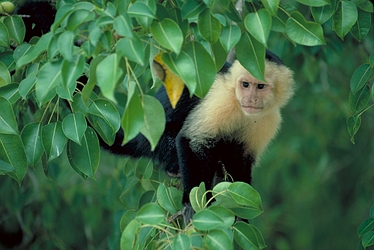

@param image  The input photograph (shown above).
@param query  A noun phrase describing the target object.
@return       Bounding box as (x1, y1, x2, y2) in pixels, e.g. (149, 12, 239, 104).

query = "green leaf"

(371, 53, 374, 68)
(204, 229, 233, 250)
(233, 221, 266, 250)
(0, 97, 18, 134)
(220, 25, 241, 53)
(88, 115, 116, 146)
(311, 2, 336, 24)
(96, 54, 124, 103)
(181, 0, 206, 20)
(272, 4, 297, 33)
(173, 234, 191, 250)
(0, 158, 13, 174)
(151, 18, 184, 54)
(358, 218, 374, 237)
(0, 84, 20, 104)
(21, 123, 44, 167)
(57, 31, 75, 62)
(82, 56, 104, 106)
(231, 206, 264, 220)
(261, 0, 280, 16)
(42, 122, 67, 162)
(19, 76, 37, 99)
(363, 232, 374, 248)
(58, 56, 84, 100)
(51, 4, 74, 32)
(157, 183, 183, 214)
(0, 61, 10, 86)
(62, 113, 87, 145)
(351, 0, 373, 12)
(120, 177, 145, 207)
(204, 0, 230, 13)
(35, 60, 62, 106)
(116, 35, 145, 65)
(135, 157, 153, 180)
(114, 13, 133, 38)
(0, 133, 28, 184)
(189, 182, 206, 212)
(211, 40, 227, 71)
(0, 51, 15, 72)
(66, 9, 95, 30)
(128, 2, 155, 19)
(136, 203, 165, 225)
(184, 42, 216, 97)
(349, 86, 370, 114)
(140, 95, 165, 151)
(198, 9, 221, 43)
(236, 32, 266, 81)
(193, 209, 224, 230)
(208, 206, 235, 229)
(3, 15, 25, 45)
(87, 26, 102, 47)
(88, 99, 121, 133)
(286, 11, 326, 46)
(16, 32, 53, 68)
(67, 127, 100, 179)
(136, 226, 155, 249)
(75, 1, 95, 11)
(0, 22, 10, 47)
(122, 81, 144, 144)
(120, 210, 137, 232)
(120, 219, 141, 250)
(350, 64, 371, 93)
(213, 182, 238, 208)
(190, 233, 203, 248)
(347, 115, 361, 144)
(296, 0, 330, 7)
(351, 9, 372, 42)
(333, 1, 358, 40)
(13, 43, 31, 64)
(228, 182, 262, 209)
(161, 52, 197, 95)
(244, 9, 272, 46)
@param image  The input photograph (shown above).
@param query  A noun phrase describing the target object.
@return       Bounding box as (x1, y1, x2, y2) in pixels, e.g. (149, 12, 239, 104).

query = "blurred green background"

(1, 2, 374, 250)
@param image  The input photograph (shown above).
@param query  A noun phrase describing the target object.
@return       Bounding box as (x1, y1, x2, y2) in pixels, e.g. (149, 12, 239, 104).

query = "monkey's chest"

(207, 138, 253, 166)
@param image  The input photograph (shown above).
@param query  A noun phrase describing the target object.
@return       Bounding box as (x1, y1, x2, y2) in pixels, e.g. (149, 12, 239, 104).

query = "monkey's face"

(236, 75, 274, 115)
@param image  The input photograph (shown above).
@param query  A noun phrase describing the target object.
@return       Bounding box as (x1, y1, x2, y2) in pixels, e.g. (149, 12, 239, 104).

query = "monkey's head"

(232, 60, 294, 116)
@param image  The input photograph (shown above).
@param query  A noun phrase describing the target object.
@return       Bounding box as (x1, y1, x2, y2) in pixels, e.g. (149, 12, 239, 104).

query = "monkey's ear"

(152, 53, 184, 108)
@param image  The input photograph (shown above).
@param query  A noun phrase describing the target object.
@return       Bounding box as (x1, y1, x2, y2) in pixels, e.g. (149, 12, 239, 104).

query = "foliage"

(120, 173, 265, 249)
(358, 205, 374, 249)
(0, 0, 373, 249)
(347, 54, 374, 144)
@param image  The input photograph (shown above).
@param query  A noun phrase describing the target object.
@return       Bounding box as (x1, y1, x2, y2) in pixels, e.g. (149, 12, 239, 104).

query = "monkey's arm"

(176, 134, 218, 204)
(214, 139, 255, 184)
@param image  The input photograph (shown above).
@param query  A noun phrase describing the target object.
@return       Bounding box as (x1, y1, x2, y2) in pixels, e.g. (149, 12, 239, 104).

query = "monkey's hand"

(183, 203, 194, 226)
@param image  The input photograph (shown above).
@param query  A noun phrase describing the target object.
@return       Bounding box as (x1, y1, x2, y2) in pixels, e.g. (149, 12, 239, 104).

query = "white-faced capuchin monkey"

(104, 51, 295, 221)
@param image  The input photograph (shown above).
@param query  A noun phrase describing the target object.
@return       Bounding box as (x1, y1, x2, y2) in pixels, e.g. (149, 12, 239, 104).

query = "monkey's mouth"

(241, 106, 263, 114)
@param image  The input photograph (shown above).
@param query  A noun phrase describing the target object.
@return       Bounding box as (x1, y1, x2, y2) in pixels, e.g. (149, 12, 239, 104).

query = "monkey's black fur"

(15, 1, 56, 42)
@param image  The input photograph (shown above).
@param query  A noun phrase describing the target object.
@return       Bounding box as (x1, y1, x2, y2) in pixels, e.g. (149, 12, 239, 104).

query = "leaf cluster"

(347, 54, 374, 144)
(358, 205, 374, 249)
(120, 177, 265, 250)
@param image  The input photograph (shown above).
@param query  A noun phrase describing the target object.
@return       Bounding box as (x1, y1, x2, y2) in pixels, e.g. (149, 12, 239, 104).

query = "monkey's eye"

(242, 81, 250, 88)
(257, 84, 265, 89)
